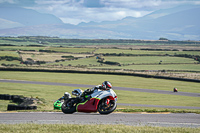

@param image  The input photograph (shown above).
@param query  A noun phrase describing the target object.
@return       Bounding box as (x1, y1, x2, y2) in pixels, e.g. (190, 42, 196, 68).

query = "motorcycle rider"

(58, 92, 71, 101)
(83, 81, 112, 100)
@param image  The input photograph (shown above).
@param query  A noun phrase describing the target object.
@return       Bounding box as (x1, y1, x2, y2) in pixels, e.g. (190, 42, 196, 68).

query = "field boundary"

(1, 67, 200, 83)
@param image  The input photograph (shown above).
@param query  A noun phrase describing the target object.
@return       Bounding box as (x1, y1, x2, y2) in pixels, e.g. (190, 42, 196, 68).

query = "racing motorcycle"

(61, 87, 117, 114)
(54, 100, 63, 110)
(54, 92, 71, 110)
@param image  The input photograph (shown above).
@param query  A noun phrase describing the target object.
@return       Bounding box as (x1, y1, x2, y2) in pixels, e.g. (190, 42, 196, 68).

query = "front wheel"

(98, 98, 117, 115)
(61, 98, 77, 114)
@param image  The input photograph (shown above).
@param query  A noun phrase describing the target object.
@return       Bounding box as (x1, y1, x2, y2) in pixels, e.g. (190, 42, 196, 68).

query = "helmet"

(102, 81, 112, 89)
(72, 89, 83, 96)
(64, 92, 71, 100)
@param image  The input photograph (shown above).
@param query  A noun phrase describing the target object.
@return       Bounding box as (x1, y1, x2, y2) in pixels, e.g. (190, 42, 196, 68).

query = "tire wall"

(0, 94, 37, 111)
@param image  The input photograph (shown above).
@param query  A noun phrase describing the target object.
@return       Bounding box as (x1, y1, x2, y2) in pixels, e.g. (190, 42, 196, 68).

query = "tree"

(159, 37, 168, 41)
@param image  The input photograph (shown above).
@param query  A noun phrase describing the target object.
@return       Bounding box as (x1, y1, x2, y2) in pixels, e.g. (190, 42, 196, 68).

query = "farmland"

(0, 37, 200, 80)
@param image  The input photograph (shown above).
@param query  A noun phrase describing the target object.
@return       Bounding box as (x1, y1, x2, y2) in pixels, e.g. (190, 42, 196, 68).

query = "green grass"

(50, 57, 100, 66)
(0, 82, 199, 111)
(0, 51, 20, 57)
(0, 124, 199, 133)
(95, 48, 200, 56)
(0, 60, 24, 66)
(115, 106, 200, 114)
(0, 82, 84, 111)
(46, 47, 96, 53)
(0, 100, 11, 111)
(1, 47, 200, 73)
(115, 90, 200, 107)
(90, 64, 200, 71)
(103, 56, 198, 64)
(0, 46, 45, 51)
(20, 52, 92, 62)
(0, 40, 40, 46)
(0, 71, 199, 112)
(0, 71, 199, 93)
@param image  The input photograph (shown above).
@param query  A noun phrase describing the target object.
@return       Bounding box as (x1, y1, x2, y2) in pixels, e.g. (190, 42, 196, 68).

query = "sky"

(1, 0, 200, 25)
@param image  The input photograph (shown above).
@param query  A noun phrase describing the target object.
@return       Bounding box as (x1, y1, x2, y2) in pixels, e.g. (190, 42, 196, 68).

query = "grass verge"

(0, 124, 199, 133)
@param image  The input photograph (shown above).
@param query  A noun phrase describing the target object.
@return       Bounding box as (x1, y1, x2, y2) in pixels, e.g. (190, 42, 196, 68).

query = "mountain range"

(0, 4, 199, 40)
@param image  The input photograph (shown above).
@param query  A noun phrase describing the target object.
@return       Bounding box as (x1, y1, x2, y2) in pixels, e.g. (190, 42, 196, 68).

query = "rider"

(58, 92, 71, 101)
(83, 81, 112, 99)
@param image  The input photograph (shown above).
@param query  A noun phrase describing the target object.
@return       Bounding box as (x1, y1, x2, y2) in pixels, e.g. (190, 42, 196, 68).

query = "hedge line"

(0, 56, 22, 61)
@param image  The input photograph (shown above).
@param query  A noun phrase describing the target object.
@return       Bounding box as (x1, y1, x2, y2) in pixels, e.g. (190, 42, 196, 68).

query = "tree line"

(1, 36, 200, 44)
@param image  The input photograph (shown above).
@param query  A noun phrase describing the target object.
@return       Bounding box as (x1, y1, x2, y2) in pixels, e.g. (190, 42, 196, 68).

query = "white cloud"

(194, 1, 200, 5)
(4, 0, 199, 25)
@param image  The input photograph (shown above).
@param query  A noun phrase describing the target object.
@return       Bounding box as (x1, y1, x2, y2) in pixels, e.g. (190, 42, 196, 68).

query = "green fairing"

(54, 100, 63, 110)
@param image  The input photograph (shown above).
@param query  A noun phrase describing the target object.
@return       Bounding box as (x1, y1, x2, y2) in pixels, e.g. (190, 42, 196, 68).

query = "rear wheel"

(98, 98, 117, 115)
(61, 98, 77, 114)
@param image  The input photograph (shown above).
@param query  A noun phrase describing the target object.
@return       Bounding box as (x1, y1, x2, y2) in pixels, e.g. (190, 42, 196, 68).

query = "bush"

(61, 56, 74, 59)
(1, 63, 6, 66)
(104, 61, 120, 65)
(0, 56, 21, 61)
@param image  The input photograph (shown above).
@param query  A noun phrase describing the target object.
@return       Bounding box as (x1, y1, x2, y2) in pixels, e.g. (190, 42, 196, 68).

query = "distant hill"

(0, 5, 63, 28)
(0, 4, 199, 40)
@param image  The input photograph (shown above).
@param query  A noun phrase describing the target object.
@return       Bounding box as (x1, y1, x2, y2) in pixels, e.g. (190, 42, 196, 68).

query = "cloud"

(0, 0, 36, 6)
(1, 0, 199, 25)
(83, 0, 104, 8)
(30, 0, 156, 24)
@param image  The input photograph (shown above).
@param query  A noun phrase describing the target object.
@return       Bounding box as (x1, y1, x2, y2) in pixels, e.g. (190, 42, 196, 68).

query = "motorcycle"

(53, 100, 63, 110)
(61, 87, 117, 114)
(54, 92, 71, 110)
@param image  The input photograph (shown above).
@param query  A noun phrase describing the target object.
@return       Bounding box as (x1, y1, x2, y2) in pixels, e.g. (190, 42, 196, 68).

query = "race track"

(1, 79, 200, 109)
(0, 112, 200, 127)
(0, 79, 200, 127)
(0, 79, 199, 97)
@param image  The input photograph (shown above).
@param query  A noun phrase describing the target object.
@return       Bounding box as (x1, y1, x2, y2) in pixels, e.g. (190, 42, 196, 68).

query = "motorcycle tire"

(61, 98, 77, 114)
(98, 98, 117, 115)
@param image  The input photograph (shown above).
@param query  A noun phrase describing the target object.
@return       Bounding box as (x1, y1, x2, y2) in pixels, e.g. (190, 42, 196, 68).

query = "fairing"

(77, 98, 100, 112)
(76, 89, 117, 113)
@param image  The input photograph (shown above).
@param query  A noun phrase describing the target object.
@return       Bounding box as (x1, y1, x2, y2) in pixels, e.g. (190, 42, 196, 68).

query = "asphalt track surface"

(1, 79, 200, 109)
(0, 112, 200, 127)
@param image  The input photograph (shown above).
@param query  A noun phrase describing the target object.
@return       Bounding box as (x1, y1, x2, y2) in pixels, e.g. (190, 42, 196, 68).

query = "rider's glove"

(99, 86, 106, 90)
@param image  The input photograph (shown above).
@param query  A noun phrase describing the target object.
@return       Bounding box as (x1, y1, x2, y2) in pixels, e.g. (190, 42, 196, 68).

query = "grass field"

(0, 71, 199, 112)
(103, 56, 198, 64)
(1, 45, 199, 74)
(0, 82, 199, 110)
(46, 47, 96, 53)
(0, 46, 45, 51)
(0, 51, 20, 57)
(0, 60, 23, 66)
(50, 57, 100, 66)
(20, 52, 92, 62)
(0, 42, 200, 113)
(1, 71, 200, 93)
(0, 124, 199, 133)
(0, 40, 40, 46)
(90, 64, 200, 71)
(95, 48, 200, 56)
